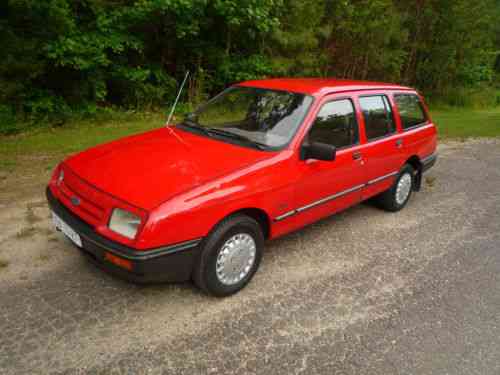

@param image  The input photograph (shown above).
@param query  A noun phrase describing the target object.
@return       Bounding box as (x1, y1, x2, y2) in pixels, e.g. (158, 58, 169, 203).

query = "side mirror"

(301, 142, 336, 162)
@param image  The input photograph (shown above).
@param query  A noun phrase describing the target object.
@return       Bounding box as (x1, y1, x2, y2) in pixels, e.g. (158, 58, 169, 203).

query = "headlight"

(109, 208, 142, 239)
(57, 169, 64, 186)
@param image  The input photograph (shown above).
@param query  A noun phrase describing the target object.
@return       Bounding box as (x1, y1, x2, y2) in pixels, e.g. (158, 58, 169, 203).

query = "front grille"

(59, 182, 103, 220)
(57, 168, 110, 227)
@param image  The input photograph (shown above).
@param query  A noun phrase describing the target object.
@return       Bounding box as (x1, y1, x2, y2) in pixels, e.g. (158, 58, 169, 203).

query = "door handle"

(352, 151, 362, 160)
(396, 139, 403, 148)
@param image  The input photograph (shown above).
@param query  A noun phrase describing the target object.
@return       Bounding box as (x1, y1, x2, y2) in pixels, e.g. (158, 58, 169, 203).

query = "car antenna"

(166, 70, 190, 127)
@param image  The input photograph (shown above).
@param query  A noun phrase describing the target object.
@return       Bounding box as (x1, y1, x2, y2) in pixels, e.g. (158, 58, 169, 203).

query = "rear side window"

(359, 95, 396, 140)
(308, 99, 359, 149)
(394, 94, 428, 129)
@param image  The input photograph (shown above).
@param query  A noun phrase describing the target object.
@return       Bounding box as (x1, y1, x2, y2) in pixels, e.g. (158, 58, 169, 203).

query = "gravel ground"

(0, 139, 499, 375)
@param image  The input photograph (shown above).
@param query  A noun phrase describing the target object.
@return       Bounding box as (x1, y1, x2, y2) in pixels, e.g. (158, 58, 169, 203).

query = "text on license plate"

(52, 212, 82, 247)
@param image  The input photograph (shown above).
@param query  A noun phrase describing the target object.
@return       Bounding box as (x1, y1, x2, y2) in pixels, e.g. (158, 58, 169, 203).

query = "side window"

(359, 95, 396, 140)
(394, 94, 428, 129)
(308, 99, 359, 149)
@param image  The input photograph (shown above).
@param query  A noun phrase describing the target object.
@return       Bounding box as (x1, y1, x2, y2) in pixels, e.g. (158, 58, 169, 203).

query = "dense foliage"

(1, 0, 499, 131)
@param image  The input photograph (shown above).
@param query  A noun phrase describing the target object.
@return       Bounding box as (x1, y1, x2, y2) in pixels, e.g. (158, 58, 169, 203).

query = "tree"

(0, 0, 499, 131)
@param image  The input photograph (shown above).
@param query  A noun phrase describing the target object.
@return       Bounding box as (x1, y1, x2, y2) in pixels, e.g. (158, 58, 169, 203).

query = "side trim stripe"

(274, 171, 398, 222)
(296, 184, 365, 213)
(422, 153, 437, 166)
(274, 211, 297, 222)
(367, 171, 398, 186)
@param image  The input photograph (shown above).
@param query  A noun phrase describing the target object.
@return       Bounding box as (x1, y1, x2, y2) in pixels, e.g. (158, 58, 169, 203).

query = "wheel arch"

(404, 155, 423, 191)
(216, 207, 271, 240)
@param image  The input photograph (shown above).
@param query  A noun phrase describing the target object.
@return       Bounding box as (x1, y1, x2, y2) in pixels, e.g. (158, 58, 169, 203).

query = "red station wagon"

(47, 79, 437, 296)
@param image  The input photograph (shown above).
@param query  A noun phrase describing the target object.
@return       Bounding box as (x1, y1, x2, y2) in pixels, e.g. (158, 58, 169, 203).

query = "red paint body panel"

(49, 79, 437, 251)
(64, 127, 272, 211)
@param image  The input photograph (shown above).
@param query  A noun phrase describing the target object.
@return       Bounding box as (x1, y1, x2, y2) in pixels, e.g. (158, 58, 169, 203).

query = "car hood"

(64, 127, 274, 210)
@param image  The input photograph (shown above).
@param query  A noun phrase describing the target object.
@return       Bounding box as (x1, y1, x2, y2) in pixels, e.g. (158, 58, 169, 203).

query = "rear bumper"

(422, 153, 437, 173)
(46, 187, 201, 284)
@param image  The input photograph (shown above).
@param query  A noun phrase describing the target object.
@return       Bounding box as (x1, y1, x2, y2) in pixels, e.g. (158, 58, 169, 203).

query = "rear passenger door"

(356, 94, 405, 200)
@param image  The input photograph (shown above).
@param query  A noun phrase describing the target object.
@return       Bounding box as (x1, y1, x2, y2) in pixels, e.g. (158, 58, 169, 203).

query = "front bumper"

(47, 187, 201, 284)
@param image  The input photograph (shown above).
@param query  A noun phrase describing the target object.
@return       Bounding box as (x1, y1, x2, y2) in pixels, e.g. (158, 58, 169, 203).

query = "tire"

(375, 164, 415, 212)
(193, 214, 264, 297)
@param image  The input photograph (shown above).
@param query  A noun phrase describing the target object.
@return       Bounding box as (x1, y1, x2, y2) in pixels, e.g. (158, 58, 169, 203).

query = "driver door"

(292, 97, 366, 227)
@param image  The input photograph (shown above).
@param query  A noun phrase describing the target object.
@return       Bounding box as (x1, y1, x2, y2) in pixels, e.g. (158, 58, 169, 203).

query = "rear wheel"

(193, 214, 264, 297)
(375, 164, 415, 212)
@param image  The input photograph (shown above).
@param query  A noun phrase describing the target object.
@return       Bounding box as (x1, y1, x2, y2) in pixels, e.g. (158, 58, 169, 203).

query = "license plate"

(52, 212, 82, 247)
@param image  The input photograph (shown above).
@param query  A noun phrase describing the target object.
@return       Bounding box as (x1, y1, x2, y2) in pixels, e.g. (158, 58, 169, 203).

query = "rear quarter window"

(394, 94, 428, 130)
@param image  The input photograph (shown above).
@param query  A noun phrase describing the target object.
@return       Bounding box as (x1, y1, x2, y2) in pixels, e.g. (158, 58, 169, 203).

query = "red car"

(47, 79, 437, 296)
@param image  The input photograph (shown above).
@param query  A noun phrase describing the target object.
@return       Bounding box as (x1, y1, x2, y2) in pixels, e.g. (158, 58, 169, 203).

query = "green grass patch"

(0, 158, 16, 173)
(431, 107, 500, 139)
(0, 112, 165, 172)
(1, 112, 164, 156)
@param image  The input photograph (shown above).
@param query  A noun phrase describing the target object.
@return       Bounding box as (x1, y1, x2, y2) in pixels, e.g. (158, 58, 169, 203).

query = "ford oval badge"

(71, 196, 81, 206)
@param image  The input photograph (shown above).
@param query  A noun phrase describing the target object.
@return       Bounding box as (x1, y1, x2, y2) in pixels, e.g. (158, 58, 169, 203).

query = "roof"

(238, 78, 413, 96)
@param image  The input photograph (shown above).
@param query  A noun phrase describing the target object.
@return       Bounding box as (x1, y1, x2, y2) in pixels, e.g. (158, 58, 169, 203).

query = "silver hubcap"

(396, 172, 412, 205)
(216, 233, 256, 286)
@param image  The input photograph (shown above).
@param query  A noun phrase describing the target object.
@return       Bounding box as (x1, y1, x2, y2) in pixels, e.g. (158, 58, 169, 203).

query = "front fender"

(134, 152, 295, 250)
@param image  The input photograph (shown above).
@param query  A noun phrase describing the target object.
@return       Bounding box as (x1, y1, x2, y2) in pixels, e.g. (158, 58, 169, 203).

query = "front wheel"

(375, 165, 415, 212)
(193, 215, 264, 297)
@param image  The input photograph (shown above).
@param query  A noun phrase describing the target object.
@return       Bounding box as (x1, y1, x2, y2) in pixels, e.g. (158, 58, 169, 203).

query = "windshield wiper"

(179, 121, 270, 150)
(179, 120, 212, 136)
(205, 128, 270, 150)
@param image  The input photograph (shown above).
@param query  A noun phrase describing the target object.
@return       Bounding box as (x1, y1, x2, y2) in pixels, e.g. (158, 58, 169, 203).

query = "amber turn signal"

(104, 252, 133, 271)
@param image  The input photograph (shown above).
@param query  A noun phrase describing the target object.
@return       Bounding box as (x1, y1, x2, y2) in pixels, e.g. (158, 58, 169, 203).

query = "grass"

(431, 107, 500, 139)
(0, 112, 164, 173)
(0, 107, 499, 173)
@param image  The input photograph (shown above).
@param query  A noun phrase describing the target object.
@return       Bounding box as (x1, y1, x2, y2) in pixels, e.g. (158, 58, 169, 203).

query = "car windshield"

(179, 86, 313, 149)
